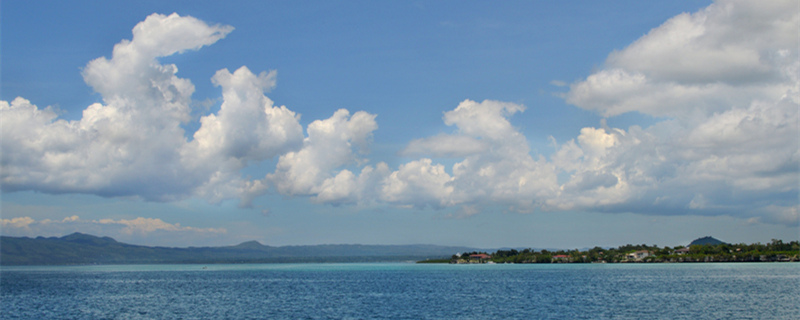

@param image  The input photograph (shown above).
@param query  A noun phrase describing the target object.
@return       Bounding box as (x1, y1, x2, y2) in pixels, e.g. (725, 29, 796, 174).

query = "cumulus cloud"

(190, 67, 297, 163)
(382, 100, 558, 211)
(400, 99, 526, 159)
(606, 0, 795, 85)
(0, 12, 378, 208)
(266, 109, 380, 204)
(565, 0, 797, 120)
(1, 13, 233, 201)
(548, 0, 799, 220)
(0, 13, 305, 205)
(184, 66, 304, 203)
(379, 0, 798, 225)
(381, 158, 454, 208)
(1, 1, 797, 227)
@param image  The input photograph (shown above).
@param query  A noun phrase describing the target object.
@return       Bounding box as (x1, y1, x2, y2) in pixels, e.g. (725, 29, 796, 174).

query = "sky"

(1, 0, 798, 249)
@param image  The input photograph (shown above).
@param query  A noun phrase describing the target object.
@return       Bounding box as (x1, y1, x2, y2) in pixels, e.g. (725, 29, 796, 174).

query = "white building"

(626, 250, 651, 261)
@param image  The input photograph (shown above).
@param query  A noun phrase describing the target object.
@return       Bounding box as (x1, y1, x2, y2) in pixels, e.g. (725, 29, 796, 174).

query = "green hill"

(689, 236, 726, 246)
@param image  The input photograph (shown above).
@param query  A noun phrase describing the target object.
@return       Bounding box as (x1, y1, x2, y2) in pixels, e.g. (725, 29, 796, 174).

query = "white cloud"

(546, 88, 798, 217)
(379, 0, 797, 224)
(443, 99, 525, 141)
(0, 14, 304, 205)
(1, 13, 235, 201)
(190, 67, 291, 162)
(184, 66, 304, 203)
(606, 0, 796, 85)
(82, 13, 233, 104)
(381, 158, 454, 209)
(266, 109, 379, 204)
(399, 99, 529, 159)
(542, 0, 799, 223)
(384, 100, 558, 211)
(1, 2, 797, 228)
(0, 13, 378, 208)
(0, 217, 36, 229)
(566, 0, 798, 120)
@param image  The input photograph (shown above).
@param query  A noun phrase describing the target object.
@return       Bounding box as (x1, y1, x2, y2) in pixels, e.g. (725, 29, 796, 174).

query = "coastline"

(434, 239, 800, 264)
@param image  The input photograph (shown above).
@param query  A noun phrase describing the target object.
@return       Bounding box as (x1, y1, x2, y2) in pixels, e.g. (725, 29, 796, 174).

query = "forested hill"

(690, 236, 726, 246)
(0, 233, 477, 265)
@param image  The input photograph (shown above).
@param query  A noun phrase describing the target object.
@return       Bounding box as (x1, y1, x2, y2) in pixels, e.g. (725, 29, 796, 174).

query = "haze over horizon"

(2, 0, 798, 249)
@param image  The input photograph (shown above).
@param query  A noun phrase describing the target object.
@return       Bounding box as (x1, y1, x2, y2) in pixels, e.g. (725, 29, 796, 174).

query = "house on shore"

(626, 250, 652, 261)
(674, 247, 691, 255)
(469, 254, 491, 261)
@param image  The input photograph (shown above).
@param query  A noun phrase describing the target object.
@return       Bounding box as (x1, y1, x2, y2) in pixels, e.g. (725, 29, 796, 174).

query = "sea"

(1, 262, 797, 319)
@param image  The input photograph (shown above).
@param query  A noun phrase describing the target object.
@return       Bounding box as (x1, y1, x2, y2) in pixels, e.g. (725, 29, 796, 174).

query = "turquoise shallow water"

(2, 263, 798, 319)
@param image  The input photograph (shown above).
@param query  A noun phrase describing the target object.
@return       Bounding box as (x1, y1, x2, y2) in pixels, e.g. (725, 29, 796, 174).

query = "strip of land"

(446, 237, 799, 264)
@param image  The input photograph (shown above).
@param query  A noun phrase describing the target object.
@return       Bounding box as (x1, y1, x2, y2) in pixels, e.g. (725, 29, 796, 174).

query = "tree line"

(449, 239, 799, 264)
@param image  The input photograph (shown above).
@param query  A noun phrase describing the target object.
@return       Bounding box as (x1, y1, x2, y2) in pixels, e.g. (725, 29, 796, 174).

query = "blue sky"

(2, 0, 798, 249)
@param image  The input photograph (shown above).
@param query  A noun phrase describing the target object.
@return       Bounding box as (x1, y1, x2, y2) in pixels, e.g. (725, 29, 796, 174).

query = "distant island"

(0, 233, 477, 266)
(442, 237, 799, 264)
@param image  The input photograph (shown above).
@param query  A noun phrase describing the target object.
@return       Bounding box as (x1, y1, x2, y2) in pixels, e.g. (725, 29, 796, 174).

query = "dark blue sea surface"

(2, 263, 798, 319)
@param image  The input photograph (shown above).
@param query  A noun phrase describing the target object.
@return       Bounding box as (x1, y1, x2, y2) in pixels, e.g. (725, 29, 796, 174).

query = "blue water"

(2, 263, 798, 319)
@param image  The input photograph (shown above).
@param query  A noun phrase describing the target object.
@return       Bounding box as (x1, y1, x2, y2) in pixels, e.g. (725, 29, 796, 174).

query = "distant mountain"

(690, 236, 726, 246)
(0, 233, 477, 265)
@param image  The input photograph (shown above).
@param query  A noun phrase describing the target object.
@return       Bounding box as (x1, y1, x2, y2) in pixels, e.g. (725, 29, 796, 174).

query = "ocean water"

(1, 263, 798, 319)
